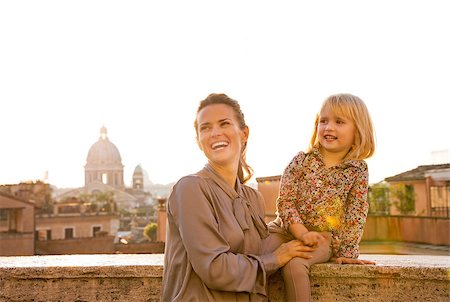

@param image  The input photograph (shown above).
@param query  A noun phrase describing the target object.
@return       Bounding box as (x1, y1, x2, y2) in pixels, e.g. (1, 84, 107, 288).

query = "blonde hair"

(308, 93, 375, 160)
(194, 93, 253, 184)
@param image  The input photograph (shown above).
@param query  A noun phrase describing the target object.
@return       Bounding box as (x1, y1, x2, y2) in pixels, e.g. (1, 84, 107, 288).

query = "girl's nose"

(325, 123, 334, 131)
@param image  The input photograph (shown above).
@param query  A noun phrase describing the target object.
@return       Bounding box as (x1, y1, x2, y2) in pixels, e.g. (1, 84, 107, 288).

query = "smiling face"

(196, 104, 248, 169)
(317, 104, 356, 160)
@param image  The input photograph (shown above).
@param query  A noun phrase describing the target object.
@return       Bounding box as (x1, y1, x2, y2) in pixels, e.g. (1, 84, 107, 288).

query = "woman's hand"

(273, 240, 315, 267)
(334, 257, 376, 265)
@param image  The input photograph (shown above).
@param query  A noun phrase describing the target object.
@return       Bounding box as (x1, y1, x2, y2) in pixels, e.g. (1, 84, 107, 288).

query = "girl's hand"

(300, 231, 327, 247)
(273, 240, 316, 267)
(335, 257, 376, 265)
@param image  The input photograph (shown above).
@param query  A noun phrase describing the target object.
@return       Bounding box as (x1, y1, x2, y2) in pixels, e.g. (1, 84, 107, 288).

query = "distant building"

(53, 126, 158, 242)
(255, 175, 281, 222)
(35, 197, 119, 254)
(385, 164, 450, 217)
(0, 192, 35, 256)
(85, 125, 125, 190)
(0, 180, 53, 214)
(57, 126, 152, 210)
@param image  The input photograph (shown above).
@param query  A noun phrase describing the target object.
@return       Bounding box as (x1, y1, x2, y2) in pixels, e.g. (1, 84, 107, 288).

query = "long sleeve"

(276, 152, 305, 229)
(336, 164, 369, 258)
(169, 176, 269, 295)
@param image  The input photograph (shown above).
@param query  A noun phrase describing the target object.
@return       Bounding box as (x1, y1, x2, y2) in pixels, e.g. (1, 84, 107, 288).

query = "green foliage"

(143, 223, 158, 241)
(368, 182, 390, 215)
(390, 184, 416, 214)
(75, 191, 117, 213)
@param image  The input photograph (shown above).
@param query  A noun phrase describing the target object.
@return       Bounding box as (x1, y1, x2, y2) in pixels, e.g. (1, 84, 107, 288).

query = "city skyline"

(1, 1, 449, 188)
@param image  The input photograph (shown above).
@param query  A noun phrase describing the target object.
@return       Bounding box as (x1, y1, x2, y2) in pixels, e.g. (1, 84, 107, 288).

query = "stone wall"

(1, 254, 449, 301)
(35, 236, 116, 255)
(362, 215, 450, 246)
(35, 238, 165, 255)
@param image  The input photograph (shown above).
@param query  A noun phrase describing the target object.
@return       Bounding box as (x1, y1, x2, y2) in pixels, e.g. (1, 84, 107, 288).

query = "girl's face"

(196, 104, 248, 169)
(317, 105, 356, 158)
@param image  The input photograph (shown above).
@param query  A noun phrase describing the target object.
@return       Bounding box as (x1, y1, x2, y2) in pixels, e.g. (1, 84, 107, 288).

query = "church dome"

(133, 165, 143, 175)
(86, 126, 123, 167)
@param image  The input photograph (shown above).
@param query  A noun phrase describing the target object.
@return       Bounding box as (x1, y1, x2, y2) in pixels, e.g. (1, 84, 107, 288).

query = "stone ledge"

(0, 254, 449, 302)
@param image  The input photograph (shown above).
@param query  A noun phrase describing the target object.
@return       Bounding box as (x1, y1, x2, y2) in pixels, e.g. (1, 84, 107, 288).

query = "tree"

(368, 182, 390, 215)
(143, 223, 158, 241)
(390, 183, 416, 215)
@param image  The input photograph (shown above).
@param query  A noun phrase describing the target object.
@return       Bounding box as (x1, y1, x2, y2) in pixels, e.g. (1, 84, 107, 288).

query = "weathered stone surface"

(0, 254, 449, 302)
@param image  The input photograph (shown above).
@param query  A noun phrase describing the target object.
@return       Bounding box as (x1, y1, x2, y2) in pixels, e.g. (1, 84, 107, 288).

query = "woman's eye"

(199, 126, 210, 132)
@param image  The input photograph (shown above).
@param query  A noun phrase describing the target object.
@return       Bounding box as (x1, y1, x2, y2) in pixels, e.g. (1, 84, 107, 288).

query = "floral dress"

(274, 148, 369, 259)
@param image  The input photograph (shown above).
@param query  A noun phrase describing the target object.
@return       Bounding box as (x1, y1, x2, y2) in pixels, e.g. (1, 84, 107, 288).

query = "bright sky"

(1, 1, 449, 189)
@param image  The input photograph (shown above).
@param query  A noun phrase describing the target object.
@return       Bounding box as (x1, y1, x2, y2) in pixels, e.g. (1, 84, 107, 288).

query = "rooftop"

(385, 163, 450, 182)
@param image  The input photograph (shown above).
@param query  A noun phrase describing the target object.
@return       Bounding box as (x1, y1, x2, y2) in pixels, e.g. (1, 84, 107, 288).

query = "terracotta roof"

(0, 191, 36, 207)
(385, 164, 450, 182)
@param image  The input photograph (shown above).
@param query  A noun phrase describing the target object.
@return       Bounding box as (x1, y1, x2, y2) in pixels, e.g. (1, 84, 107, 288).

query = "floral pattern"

(276, 148, 369, 258)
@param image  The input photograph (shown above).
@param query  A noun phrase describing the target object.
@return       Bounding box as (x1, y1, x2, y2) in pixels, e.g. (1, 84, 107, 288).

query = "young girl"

(268, 93, 376, 301)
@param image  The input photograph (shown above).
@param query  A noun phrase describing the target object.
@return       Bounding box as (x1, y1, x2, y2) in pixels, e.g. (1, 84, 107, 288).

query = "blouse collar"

(310, 147, 366, 170)
(202, 163, 242, 199)
(199, 163, 269, 239)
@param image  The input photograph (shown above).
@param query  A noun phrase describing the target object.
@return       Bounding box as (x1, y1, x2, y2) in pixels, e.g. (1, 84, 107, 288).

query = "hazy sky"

(1, 1, 449, 188)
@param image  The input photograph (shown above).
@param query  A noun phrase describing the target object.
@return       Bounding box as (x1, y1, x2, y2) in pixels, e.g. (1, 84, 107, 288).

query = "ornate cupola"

(85, 126, 124, 189)
(132, 165, 144, 190)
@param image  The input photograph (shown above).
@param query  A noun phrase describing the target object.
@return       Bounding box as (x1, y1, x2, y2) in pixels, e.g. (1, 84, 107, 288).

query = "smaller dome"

(133, 165, 143, 175)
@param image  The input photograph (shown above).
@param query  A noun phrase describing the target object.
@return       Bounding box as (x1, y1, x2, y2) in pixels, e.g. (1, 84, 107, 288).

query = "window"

(35, 229, 52, 240)
(64, 228, 74, 239)
(0, 209, 17, 232)
(47, 229, 52, 240)
(430, 185, 450, 217)
(0, 209, 8, 231)
(102, 173, 108, 184)
(92, 226, 101, 237)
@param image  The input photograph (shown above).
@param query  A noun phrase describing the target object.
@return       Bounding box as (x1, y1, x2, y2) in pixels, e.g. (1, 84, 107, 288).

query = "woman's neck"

(208, 161, 238, 188)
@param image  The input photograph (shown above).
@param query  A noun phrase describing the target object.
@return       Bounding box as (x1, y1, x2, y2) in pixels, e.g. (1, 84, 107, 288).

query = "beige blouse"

(162, 164, 279, 302)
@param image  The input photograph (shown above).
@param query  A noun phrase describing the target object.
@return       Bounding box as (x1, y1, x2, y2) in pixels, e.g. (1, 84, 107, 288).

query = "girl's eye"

(319, 119, 327, 124)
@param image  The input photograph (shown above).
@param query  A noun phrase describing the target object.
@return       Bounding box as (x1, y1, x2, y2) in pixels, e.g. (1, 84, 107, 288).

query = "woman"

(162, 93, 313, 301)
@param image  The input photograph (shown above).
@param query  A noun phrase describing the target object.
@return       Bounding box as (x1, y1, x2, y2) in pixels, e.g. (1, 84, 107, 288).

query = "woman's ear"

(241, 126, 249, 145)
(196, 136, 203, 151)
